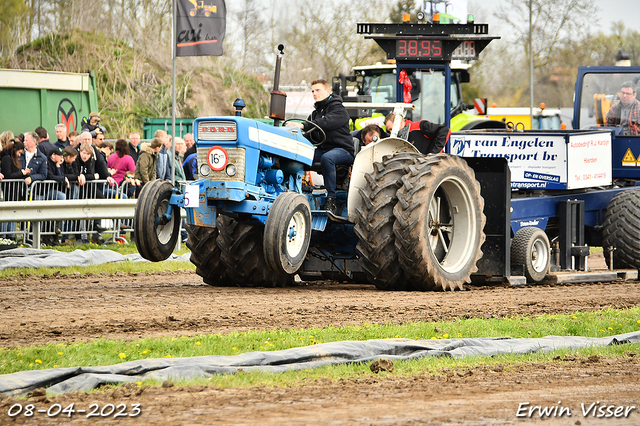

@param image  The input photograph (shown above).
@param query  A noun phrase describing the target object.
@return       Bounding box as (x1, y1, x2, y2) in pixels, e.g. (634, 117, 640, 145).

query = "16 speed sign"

(207, 146, 228, 171)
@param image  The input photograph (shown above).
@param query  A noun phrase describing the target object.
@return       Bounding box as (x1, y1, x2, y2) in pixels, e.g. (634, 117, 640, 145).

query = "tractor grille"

(197, 147, 245, 182)
(197, 121, 237, 141)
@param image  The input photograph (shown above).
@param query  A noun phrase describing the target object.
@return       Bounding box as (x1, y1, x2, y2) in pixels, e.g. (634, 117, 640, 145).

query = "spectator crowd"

(0, 112, 198, 246)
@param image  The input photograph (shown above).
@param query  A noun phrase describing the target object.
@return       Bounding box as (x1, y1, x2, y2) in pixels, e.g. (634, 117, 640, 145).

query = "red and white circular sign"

(207, 146, 229, 171)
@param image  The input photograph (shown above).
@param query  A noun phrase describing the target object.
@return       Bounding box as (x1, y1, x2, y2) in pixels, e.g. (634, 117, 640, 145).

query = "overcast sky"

(472, 0, 640, 37)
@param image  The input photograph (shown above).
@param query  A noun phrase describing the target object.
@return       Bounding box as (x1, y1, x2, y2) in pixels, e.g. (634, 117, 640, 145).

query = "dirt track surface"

(1, 252, 640, 425)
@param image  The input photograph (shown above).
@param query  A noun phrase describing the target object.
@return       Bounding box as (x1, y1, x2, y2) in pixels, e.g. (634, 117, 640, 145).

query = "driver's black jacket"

(303, 94, 354, 156)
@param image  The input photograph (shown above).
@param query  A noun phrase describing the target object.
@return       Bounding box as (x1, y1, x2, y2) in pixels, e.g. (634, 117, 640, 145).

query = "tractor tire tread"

(393, 154, 485, 291)
(602, 189, 640, 269)
(353, 152, 423, 290)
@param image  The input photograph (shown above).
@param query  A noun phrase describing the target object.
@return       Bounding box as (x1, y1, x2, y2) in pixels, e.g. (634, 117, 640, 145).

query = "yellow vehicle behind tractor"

(486, 104, 564, 130)
(188, 0, 217, 17)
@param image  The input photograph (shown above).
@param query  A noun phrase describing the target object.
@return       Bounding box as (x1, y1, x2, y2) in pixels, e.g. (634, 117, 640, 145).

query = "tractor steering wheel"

(282, 119, 326, 146)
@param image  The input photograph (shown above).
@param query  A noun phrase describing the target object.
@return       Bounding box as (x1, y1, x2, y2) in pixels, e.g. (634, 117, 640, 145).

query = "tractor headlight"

(200, 164, 211, 176)
(225, 164, 237, 177)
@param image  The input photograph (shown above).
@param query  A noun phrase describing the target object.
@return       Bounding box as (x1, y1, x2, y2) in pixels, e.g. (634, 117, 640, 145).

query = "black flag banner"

(176, 0, 226, 57)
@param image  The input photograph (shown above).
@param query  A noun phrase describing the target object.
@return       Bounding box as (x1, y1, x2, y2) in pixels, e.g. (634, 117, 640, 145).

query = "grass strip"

(0, 261, 195, 278)
(1, 308, 639, 381)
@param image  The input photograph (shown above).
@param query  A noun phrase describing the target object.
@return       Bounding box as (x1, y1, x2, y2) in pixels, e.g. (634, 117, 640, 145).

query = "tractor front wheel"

(134, 180, 181, 262)
(263, 192, 312, 274)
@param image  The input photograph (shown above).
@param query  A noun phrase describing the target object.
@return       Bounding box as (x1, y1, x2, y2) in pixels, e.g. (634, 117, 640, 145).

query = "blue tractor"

(134, 41, 487, 290)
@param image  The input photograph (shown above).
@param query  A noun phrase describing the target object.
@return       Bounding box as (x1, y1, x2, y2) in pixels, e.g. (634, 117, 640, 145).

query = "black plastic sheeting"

(1, 331, 639, 396)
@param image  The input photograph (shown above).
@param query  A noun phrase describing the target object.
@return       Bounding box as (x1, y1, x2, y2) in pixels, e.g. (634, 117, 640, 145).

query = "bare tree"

(0, 0, 31, 57)
(281, 0, 390, 85)
(496, 0, 598, 69)
(468, 0, 599, 107)
(232, 0, 269, 72)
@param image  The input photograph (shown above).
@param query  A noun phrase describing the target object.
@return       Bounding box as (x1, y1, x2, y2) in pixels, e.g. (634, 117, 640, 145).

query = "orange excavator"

(593, 93, 613, 126)
(188, 0, 217, 17)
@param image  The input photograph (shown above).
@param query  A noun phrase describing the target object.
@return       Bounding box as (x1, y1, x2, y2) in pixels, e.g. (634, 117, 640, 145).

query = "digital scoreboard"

(395, 39, 443, 59)
(357, 22, 499, 63)
(371, 36, 490, 62)
(394, 39, 479, 61)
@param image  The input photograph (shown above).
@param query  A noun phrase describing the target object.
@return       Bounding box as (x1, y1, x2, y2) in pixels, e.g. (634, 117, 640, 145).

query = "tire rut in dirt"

(216, 215, 293, 287)
(393, 154, 486, 291)
(353, 152, 423, 290)
(185, 224, 230, 286)
(602, 188, 640, 269)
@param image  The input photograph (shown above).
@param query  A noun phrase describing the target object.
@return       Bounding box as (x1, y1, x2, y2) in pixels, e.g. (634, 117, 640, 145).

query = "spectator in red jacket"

(385, 113, 451, 155)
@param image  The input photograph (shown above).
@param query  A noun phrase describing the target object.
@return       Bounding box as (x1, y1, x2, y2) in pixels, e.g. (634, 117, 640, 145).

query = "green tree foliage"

(4, 0, 639, 128)
(584, 23, 640, 66)
(533, 23, 640, 107)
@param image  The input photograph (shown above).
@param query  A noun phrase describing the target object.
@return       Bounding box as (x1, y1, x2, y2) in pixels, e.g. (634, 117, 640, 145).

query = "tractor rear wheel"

(134, 180, 181, 262)
(217, 215, 293, 287)
(353, 152, 422, 290)
(511, 227, 550, 283)
(393, 154, 485, 291)
(602, 188, 640, 269)
(186, 224, 229, 286)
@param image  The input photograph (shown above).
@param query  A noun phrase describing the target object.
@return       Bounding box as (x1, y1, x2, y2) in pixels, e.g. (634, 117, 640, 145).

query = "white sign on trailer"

(450, 133, 568, 189)
(450, 131, 613, 190)
(566, 132, 612, 189)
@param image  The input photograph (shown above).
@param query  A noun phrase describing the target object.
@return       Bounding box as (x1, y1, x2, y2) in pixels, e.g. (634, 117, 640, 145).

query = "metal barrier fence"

(0, 179, 188, 248)
(1, 179, 133, 247)
(0, 179, 30, 244)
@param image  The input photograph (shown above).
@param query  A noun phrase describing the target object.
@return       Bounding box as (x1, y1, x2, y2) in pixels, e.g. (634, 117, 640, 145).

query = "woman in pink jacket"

(107, 138, 136, 185)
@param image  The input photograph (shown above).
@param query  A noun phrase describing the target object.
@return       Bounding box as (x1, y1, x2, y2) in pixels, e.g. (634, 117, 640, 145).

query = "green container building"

(0, 69, 98, 137)
(142, 118, 194, 140)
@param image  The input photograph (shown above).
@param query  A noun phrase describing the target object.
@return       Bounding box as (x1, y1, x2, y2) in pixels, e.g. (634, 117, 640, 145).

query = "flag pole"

(171, 0, 177, 185)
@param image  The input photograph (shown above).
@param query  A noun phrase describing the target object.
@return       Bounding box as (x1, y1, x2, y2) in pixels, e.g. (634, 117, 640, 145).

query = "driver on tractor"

(285, 79, 353, 216)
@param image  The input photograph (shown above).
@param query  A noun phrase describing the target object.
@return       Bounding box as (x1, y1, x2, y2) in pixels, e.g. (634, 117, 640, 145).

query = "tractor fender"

(347, 137, 419, 222)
